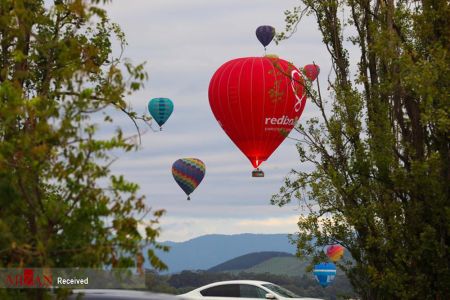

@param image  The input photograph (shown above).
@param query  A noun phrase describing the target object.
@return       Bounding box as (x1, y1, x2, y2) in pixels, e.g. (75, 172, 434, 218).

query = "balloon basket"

(252, 168, 264, 177)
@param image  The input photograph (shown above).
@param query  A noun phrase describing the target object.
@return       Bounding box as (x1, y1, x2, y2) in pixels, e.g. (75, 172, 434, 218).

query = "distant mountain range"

(146, 233, 296, 273)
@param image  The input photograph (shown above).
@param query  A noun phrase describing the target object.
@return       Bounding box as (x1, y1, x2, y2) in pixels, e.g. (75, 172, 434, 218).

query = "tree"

(273, 0, 449, 299)
(0, 0, 167, 298)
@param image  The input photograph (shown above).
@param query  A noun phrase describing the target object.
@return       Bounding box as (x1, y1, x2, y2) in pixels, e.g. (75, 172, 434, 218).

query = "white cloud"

(149, 214, 301, 242)
(237, 216, 300, 227)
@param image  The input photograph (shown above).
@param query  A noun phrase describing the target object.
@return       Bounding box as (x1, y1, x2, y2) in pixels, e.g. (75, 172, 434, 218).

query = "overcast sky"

(100, 0, 332, 242)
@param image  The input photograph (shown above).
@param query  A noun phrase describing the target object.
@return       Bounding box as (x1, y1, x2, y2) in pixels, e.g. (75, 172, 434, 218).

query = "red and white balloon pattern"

(209, 56, 307, 170)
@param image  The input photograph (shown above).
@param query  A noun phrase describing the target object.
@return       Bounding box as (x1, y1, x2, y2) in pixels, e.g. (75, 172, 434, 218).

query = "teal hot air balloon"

(148, 97, 174, 130)
(172, 158, 206, 200)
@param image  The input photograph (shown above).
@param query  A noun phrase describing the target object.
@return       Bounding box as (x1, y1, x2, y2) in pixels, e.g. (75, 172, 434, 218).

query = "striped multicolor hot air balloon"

(326, 244, 345, 262)
(148, 97, 174, 130)
(172, 158, 206, 200)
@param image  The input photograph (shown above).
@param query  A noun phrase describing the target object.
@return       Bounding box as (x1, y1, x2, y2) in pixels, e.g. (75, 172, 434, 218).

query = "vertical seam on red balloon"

(225, 59, 243, 156)
(281, 61, 292, 148)
(272, 58, 285, 162)
(211, 60, 245, 170)
(236, 58, 249, 166)
(260, 57, 278, 168)
(249, 57, 256, 169)
(261, 58, 275, 168)
(210, 62, 225, 127)
(258, 56, 266, 168)
(213, 60, 234, 144)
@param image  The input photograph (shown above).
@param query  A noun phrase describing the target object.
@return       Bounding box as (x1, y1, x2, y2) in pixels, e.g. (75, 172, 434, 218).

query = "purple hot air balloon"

(256, 25, 275, 48)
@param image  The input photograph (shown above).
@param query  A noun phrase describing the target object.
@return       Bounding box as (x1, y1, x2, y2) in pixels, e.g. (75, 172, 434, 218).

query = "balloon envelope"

(303, 64, 320, 81)
(326, 245, 345, 262)
(209, 56, 306, 169)
(172, 158, 205, 200)
(256, 25, 275, 47)
(148, 98, 174, 129)
(313, 263, 337, 287)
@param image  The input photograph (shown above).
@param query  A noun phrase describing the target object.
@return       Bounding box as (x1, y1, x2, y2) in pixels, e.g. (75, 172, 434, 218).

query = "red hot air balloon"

(303, 64, 320, 81)
(209, 56, 306, 176)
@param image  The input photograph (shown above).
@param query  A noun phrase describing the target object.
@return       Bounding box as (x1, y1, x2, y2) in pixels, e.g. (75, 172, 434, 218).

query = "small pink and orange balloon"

(326, 244, 345, 262)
